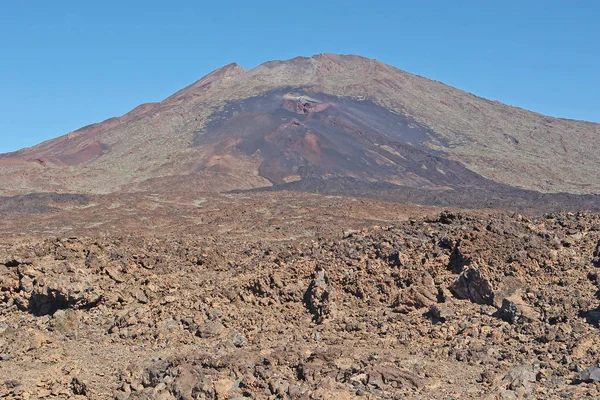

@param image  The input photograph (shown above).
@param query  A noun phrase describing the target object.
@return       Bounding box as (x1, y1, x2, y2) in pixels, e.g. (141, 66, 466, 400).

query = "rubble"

(1, 209, 600, 398)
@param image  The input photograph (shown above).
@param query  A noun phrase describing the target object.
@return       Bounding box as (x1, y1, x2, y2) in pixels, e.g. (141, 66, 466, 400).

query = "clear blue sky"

(1, 1, 599, 153)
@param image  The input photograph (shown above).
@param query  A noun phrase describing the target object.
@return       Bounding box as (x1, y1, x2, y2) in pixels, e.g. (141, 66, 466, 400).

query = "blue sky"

(1, 1, 599, 153)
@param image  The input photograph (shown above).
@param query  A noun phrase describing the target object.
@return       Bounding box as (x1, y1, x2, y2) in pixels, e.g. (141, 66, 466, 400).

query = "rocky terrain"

(2, 53, 600, 399)
(0, 53, 599, 196)
(2, 194, 600, 399)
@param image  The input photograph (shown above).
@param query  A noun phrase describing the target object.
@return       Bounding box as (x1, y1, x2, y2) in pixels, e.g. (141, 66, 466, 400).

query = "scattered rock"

(1, 211, 600, 399)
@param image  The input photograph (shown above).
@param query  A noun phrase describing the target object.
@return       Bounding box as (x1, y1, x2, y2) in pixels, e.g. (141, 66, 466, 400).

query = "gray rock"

(494, 296, 539, 324)
(579, 365, 600, 382)
(227, 330, 246, 347)
(484, 364, 538, 399)
(429, 303, 455, 321)
(195, 321, 225, 339)
(497, 298, 520, 324)
(503, 365, 536, 392)
(141, 360, 170, 387)
(495, 390, 518, 400)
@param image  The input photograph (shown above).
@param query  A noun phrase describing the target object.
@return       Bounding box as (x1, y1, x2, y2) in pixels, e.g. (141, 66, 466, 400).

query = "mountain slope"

(1, 53, 599, 196)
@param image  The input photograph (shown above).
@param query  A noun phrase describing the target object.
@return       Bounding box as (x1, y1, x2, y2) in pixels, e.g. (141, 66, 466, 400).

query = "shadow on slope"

(235, 177, 600, 212)
(0, 193, 89, 215)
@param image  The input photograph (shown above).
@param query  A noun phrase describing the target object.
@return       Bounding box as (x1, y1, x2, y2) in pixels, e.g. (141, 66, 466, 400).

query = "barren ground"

(2, 192, 600, 399)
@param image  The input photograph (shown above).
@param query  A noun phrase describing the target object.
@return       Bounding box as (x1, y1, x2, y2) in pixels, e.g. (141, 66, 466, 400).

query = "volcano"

(1, 54, 599, 200)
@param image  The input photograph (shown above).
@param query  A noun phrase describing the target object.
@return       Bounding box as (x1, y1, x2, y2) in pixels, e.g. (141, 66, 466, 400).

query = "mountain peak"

(0, 54, 599, 197)
(251, 53, 379, 71)
(166, 62, 246, 102)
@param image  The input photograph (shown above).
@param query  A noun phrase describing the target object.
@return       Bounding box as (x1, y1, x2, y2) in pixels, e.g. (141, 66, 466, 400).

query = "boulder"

(28, 276, 102, 316)
(451, 266, 494, 305)
(429, 303, 456, 321)
(494, 296, 539, 324)
(486, 365, 537, 399)
(579, 365, 600, 383)
(304, 268, 336, 323)
(394, 287, 437, 313)
(195, 321, 225, 339)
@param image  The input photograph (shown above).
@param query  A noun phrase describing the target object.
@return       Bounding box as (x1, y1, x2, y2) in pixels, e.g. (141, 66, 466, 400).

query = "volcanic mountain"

(1, 53, 599, 199)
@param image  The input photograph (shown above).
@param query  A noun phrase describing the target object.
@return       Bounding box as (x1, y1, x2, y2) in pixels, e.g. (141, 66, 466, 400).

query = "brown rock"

(395, 286, 437, 313)
(451, 266, 494, 305)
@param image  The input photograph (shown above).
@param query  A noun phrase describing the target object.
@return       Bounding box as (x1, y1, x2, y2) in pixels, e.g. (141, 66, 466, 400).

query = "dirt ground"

(2, 192, 600, 399)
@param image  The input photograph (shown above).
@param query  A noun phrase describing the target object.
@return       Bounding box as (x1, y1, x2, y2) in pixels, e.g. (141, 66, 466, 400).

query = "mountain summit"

(1, 53, 599, 196)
